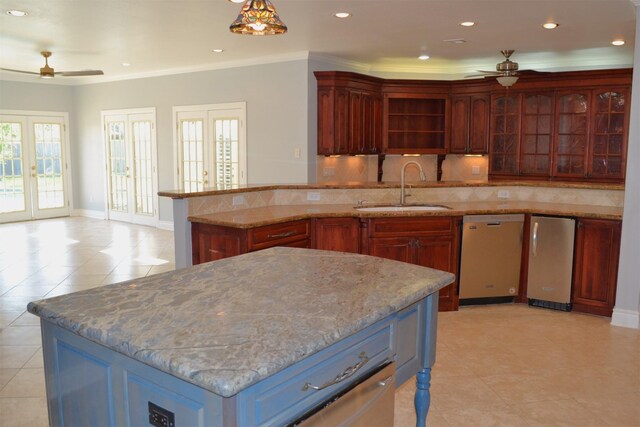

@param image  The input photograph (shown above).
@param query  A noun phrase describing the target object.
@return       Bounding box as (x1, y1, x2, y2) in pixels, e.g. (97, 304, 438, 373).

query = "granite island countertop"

(27, 247, 454, 398)
(188, 200, 623, 228)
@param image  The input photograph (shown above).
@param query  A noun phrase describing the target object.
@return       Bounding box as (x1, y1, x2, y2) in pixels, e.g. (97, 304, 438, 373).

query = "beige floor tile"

(23, 348, 44, 369)
(10, 312, 40, 326)
(0, 346, 40, 369)
(2, 286, 58, 298)
(0, 397, 49, 427)
(481, 372, 572, 404)
(0, 368, 46, 397)
(57, 274, 108, 286)
(441, 405, 529, 427)
(0, 326, 42, 346)
(514, 398, 609, 427)
(148, 264, 177, 275)
(0, 311, 22, 328)
(429, 376, 507, 412)
(574, 392, 640, 427)
(0, 369, 19, 389)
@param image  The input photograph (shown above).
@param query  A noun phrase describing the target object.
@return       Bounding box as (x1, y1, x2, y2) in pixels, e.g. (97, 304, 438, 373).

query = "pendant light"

(230, 0, 287, 35)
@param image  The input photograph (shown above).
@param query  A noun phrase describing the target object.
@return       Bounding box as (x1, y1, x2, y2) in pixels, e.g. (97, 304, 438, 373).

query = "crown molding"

(631, 0, 640, 6)
(307, 53, 371, 74)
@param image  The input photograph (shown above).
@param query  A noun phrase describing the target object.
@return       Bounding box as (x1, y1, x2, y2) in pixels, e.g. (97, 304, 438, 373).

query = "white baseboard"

(72, 209, 106, 220)
(611, 308, 640, 329)
(157, 220, 174, 231)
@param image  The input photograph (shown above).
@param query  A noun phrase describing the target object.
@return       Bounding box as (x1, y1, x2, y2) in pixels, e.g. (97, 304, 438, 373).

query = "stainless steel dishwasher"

(459, 214, 524, 302)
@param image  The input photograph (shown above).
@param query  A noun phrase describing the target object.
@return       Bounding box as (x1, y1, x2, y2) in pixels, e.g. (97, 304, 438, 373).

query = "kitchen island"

(28, 247, 454, 426)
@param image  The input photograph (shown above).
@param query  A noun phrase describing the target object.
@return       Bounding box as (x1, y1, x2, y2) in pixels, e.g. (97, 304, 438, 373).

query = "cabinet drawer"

(368, 217, 456, 237)
(248, 220, 311, 251)
(239, 319, 394, 426)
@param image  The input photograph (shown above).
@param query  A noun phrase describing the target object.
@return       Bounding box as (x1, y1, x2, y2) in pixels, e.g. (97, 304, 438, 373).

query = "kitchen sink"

(355, 204, 452, 212)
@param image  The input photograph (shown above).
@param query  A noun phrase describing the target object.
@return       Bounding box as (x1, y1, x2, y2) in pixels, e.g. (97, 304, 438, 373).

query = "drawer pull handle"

(267, 231, 297, 239)
(302, 352, 369, 391)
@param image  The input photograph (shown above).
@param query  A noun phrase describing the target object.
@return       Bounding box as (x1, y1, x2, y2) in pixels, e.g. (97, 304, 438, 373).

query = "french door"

(0, 114, 70, 223)
(103, 109, 158, 226)
(174, 103, 246, 191)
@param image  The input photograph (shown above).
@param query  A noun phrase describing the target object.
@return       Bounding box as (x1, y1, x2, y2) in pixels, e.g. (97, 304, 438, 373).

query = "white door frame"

(0, 110, 72, 223)
(101, 107, 159, 227)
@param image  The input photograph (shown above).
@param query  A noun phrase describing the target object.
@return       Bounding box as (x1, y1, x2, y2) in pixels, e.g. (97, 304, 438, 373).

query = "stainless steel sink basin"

(355, 204, 452, 212)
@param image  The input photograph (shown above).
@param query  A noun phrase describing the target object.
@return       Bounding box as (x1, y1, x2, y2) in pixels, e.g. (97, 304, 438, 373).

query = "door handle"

(532, 221, 539, 257)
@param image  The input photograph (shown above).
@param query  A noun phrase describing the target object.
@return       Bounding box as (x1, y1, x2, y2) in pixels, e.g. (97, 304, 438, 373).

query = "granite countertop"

(159, 180, 624, 199)
(27, 247, 453, 398)
(189, 201, 623, 228)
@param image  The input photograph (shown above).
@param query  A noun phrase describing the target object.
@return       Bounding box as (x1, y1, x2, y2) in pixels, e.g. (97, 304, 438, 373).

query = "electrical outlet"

(497, 190, 509, 199)
(471, 165, 480, 175)
(294, 148, 301, 159)
(148, 402, 175, 427)
(232, 195, 245, 206)
(307, 192, 321, 201)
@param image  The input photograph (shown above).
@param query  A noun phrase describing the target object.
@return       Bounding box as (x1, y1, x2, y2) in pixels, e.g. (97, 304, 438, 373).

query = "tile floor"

(1, 217, 639, 427)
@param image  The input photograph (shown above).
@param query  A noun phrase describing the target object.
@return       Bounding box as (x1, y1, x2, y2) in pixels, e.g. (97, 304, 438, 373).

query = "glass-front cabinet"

(520, 93, 554, 176)
(553, 91, 590, 178)
(589, 89, 629, 180)
(489, 94, 520, 176)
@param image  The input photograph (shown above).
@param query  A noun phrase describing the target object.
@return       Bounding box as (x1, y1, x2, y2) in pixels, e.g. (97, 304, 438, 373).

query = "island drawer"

(237, 318, 394, 426)
(248, 220, 311, 251)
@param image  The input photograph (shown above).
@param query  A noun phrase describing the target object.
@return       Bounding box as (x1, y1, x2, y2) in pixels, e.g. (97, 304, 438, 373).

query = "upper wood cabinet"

(520, 93, 554, 176)
(553, 91, 591, 179)
(383, 93, 449, 154)
(489, 94, 521, 176)
(450, 94, 490, 154)
(315, 72, 383, 155)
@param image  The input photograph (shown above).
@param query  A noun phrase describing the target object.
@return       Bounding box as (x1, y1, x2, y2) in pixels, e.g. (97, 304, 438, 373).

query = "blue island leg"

(414, 368, 431, 427)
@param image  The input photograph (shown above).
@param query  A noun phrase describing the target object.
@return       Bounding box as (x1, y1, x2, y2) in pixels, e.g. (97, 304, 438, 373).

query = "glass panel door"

(177, 112, 207, 192)
(0, 117, 30, 222)
(211, 113, 240, 187)
(103, 110, 158, 226)
(0, 115, 70, 223)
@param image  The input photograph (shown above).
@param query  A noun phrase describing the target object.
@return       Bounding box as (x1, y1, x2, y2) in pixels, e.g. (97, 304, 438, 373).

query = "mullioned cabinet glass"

(520, 93, 554, 176)
(489, 94, 520, 175)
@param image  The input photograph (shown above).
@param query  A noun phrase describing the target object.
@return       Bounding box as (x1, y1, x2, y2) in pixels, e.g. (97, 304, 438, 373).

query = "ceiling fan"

(0, 51, 104, 78)
(467, 50, 522, 87)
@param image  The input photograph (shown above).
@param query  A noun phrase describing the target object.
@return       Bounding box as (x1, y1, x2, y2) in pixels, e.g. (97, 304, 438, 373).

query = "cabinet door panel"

(314, 218, 360, 253)
(450, 96, 470, 154)
(520, 93, 553, 176)
(489, 94, 520, 176)
(572, 219, 621, 316)
(469, 95, 490, 154)
(553, 92, 590, 178)
(415, 237, 459, 312)
(368, 237, 413, 264)
(588, 88, 629, 180)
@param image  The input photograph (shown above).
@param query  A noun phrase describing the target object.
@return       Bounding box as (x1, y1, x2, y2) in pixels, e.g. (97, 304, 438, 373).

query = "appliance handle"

(532, 221, 539, 257)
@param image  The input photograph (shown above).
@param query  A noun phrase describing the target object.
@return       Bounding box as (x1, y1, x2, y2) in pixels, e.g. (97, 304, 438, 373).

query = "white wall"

(612, 3, 640, 329)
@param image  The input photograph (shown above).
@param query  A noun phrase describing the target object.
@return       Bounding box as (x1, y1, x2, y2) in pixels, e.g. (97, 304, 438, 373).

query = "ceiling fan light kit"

(230, 0, 287, 35)
(496, 75, 519, 87)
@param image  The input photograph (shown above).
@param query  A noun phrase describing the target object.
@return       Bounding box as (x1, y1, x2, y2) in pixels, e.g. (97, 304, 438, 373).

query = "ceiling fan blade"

(474, 70, 502, 75)
(0, 68, 40, 75)
(56, 70, 104, 76)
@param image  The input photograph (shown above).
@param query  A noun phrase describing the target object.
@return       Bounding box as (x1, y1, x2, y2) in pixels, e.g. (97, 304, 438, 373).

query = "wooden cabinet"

(489, 94, 521, 176)
(364, 217, 461, 311)
(572, 218, 621, 317)
(192, 220, 310, 264)
(383, 94, 449, 154)
(315, 72, 383, 155)
(589, 88, 629, 180)
(450, 94, 490, 154)
(312, 218, 360, 253)
(520, 93, 554, 176)
(553, 91, 591, 178)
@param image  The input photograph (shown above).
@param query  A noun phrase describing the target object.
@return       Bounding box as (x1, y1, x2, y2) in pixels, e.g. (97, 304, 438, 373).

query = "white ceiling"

(0, 0, 636, 85)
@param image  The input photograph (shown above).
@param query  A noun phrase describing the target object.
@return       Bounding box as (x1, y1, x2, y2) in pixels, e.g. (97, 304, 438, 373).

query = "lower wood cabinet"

(192, 220, 310, 264)
(572, 218, 622, 317)
(363, 217, 462, 312)
(312, 217, 360, 253)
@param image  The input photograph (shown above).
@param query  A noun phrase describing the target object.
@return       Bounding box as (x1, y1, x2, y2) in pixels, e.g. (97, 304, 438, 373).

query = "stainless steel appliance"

(291, 362, 395, 426)
(527, 216, 575, 311)
(459, 214, 524, 301)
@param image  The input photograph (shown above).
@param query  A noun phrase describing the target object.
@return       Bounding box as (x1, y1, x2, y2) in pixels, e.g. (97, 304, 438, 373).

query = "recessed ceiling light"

(418, 55, 430, 61)
(334, 12, 351, 18)
(460, 21, 475, 27)
(212, 49, 224, 53)
(443, 38, 466, 44)
(543, 22, 559, 29)
(611, 39, 625, 46)
(121, 62, 131, 67)
(227, 0, 245, 3)
(6, 10, 27, 17)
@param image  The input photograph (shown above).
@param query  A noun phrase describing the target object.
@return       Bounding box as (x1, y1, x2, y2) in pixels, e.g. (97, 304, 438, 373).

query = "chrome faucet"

(400, 161, 427, 205)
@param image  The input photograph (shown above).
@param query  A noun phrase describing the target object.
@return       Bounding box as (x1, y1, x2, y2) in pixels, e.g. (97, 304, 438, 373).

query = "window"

(173, 103, 246, 190)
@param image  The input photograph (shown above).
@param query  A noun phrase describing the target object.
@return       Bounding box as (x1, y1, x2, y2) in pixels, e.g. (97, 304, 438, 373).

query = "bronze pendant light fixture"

(230, 0, 288, 35)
